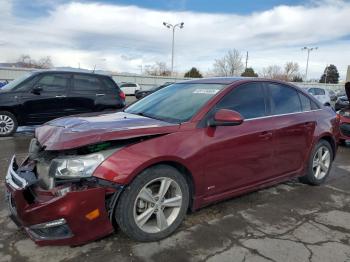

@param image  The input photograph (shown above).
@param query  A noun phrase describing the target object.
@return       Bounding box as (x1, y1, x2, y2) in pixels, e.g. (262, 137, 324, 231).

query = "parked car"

(0, 80, 8, 88)
(303, 87, 331, 106)
(335, 94, 349, 111)
(0, 70, 125, 136)
(5, 78, 338, 246)
(119, 82, 141, 95)
(135, 82, 174, 99)
(328, 90, 337, 101)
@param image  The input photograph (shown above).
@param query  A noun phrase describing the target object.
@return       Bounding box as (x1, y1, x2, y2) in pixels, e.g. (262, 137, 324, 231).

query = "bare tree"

(284, 62, 299, 81)
(213, 49, 244, 77)
(261, 62, 301, 81)
(16, 54, 53, 69)
(37, 56, 53, 69)
(261, 65, 284, 80)
(145, 62, 171, 76)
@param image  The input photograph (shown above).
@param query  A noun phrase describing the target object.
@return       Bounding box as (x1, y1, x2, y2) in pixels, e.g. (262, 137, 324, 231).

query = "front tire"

(0, 111, 18, 137)
(115, 165, 189, 242)
(300, 140, 333, 185)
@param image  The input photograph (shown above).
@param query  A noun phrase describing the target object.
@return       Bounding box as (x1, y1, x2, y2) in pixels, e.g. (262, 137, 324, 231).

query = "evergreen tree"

(241, 67, 258, 77)
(184, 67, 203, 78)
(319, 64, 339, 84)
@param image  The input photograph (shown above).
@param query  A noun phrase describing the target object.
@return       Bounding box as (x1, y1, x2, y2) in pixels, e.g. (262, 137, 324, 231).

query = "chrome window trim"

(245, 109, 323, 122)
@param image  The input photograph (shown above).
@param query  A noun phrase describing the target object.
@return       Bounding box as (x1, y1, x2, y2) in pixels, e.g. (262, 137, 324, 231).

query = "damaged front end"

(5, 139, 126, 246)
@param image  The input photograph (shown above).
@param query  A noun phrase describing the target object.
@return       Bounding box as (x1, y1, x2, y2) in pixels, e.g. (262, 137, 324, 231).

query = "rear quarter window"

(101, 77, 120, 91)
(298, 92, 312, 111)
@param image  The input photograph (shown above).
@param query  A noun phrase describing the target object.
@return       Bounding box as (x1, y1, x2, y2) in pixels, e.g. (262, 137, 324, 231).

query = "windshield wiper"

(133, 112, 166, 122)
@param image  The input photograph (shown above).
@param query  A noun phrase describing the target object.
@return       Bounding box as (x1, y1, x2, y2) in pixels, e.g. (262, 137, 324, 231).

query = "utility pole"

(324, 65, 328, 83)
(245, 51, 249, 70)
(302, 46, 318, 81)
(163, 22, 184, 76)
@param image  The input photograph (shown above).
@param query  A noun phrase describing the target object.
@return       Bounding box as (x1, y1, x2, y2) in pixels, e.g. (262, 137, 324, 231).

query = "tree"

(261, 65, 284, 80)
(319, 64, 339, 84)
(261, 62, 301, 81)
(241, 67, 258, 77)
(16, 54, 53, 69)
(145, 62, 171, 76)
(284, 62, 299, 81)
(213, 49, 244, 77)
(291, 75, 303, 82)
(184, 67, 202, 78)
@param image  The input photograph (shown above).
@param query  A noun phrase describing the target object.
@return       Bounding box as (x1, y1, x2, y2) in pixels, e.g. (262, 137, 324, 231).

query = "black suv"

(0, 70, 126, 136)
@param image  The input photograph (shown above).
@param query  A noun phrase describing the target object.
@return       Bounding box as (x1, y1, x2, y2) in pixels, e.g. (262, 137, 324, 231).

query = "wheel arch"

(115, 160, 196, 212)
(318, 135, 336, 159)
(137, 161, 196, 211)
(0, 107, 21, 125)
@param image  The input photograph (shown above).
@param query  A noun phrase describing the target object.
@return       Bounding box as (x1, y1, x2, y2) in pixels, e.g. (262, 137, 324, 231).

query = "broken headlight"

(50, 153, 105, 179)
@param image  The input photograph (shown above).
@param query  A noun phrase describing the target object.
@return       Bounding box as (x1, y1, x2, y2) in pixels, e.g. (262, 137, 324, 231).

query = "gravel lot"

(0, 107, 350, 261)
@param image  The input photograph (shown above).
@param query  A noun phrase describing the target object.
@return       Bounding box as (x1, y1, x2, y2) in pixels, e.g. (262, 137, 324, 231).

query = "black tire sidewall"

(305, 140, 333, 185)
(0, 111, 18, 137)
(115, 165, 190, 242)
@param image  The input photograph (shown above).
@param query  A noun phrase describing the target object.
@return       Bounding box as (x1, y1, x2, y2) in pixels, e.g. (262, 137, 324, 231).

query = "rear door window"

(268, 83, 302, 115)
(215, 82, 267, 119)
(72, 74, 105, 92)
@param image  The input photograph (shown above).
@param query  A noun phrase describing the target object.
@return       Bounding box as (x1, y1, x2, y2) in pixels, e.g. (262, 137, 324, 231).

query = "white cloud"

(0, 0, 12, 18)
(0, 0, 350, 79)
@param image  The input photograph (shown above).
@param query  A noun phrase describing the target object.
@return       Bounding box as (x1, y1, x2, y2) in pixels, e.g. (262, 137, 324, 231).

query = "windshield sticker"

(193, 89, 220, 95)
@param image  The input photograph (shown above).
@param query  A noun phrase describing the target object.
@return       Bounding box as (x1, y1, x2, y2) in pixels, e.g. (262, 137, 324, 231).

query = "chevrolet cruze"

(5, 78, 338, 246)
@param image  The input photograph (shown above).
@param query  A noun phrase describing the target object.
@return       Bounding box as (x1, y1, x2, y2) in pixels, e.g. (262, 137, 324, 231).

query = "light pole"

(302, 46, 318, 81)
(163, 22, 184, 76)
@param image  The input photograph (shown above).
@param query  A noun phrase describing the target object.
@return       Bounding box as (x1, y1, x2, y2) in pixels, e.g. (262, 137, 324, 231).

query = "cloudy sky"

(0, 0, 349, 79)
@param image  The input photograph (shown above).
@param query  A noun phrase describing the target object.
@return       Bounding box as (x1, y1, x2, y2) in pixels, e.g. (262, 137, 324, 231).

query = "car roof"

(178, 77, 254, 84)
(31, 69, 111, 77)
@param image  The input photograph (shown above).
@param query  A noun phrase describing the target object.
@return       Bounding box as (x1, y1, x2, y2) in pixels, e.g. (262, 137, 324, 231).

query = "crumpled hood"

(36, 112, 180, 150)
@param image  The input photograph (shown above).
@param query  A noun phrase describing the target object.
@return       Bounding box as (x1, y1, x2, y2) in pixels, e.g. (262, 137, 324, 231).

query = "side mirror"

(208, 109, 244, 127)
(32, 86, 43, 95)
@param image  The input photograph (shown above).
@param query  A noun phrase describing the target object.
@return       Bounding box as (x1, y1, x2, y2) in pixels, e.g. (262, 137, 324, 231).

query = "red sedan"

(5, 78, 338, 246)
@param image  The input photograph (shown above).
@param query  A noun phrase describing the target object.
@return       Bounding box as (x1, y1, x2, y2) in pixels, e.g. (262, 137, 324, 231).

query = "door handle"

(55, 95, 66, 98)
(304, 122, 314, 128)
(258, 131, 273, 139)
(96, 93, 105, 97)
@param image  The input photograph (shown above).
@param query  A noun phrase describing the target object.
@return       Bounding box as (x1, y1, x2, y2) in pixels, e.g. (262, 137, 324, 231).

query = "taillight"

(119, 91, 126, 100)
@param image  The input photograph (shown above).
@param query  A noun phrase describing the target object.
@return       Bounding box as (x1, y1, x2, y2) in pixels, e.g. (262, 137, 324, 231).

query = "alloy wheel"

(133, 177, 183, 233)
(312, 146, 331, 180)
(0, 114, 15, 135)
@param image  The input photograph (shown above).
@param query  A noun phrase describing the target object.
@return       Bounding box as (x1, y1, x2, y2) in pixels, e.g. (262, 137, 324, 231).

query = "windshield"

(1, 72, 33, 91)
(125, 83, 227, 123)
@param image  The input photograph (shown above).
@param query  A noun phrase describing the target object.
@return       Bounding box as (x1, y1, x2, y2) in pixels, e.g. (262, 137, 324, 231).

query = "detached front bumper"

(5, 156, 116, 246)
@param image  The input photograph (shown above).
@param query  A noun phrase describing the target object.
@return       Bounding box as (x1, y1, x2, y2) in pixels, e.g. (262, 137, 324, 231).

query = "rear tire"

(0, 111, 18, 137)
(299, 140, 333, 185)
(115, 165, 189, 242)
